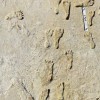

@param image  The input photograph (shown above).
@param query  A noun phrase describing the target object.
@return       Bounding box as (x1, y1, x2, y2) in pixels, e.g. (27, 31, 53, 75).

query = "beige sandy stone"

(5, 12, 16, 20)
(44, 29, 53, 48)
(84, 31, 95, 49)
(0, 0, 100, 100)
(64, 83, 74, 100)
(0, 94, 5, 100)
(55, 82, 64, 100)
(98, 7, 100, 15)
(65, 50, 73, 69)
(87, 10, 95, 26)
(53, 28, 64, 49)
(74, 0, 95, 7)
(40, 60, 54, 86)
(5, 10, 24, 20)
(50, 0, 62, 14)
(15, 10, 24, 20)
(0, 79, 34, 100)
(39, 89, 50, 100)
(63, 0, 71, 20)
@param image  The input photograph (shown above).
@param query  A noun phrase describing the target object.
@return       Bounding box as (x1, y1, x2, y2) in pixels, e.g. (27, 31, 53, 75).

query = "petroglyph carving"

(44, 29, 53, 48)
(41, 60, 54, 86)
(65, 50, 73, 69)
(84, 31, 95, 49)
(63, 0, 71, 20)
(87, 11, 95, 26)
(39, 89, 50, 100)
(5, 10, 24, 20)
(74, 0, 95, 7)
(53, 28, 64, 49)
(55, 82, 64, 100)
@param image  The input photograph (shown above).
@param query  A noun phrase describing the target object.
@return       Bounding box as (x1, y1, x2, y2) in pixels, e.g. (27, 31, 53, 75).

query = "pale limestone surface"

(0, 0, 100, 100)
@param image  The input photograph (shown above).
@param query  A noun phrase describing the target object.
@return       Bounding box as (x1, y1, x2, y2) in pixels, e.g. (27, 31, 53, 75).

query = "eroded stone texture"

(15, 11, 24, 20)
(0, 0, 100, 100)
(84, 31, 95, 49)
(74, 0, 95, 7)
(50, 0, 62, 14)
(40, 60, 54, 86)
(0, 79, 34, 100)
(0, 94, 5, 100)
(98, 7, 100, 15)
(44, 28, 64, 49)
(39, 89, 50, 100)
(44, 29, 53, 48)
(64, 83, 74, 100)
(5, 10, 24, 20)
(53, 28, 64, 49)
(63, 0, 71, 20)
(55, 82, 64, 100)
(87, 10, 95, 26)
(65, 50, 73, 69)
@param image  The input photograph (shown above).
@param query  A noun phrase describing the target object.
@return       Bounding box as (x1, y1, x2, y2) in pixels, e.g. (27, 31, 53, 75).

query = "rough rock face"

(0, 0, 100, 100)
